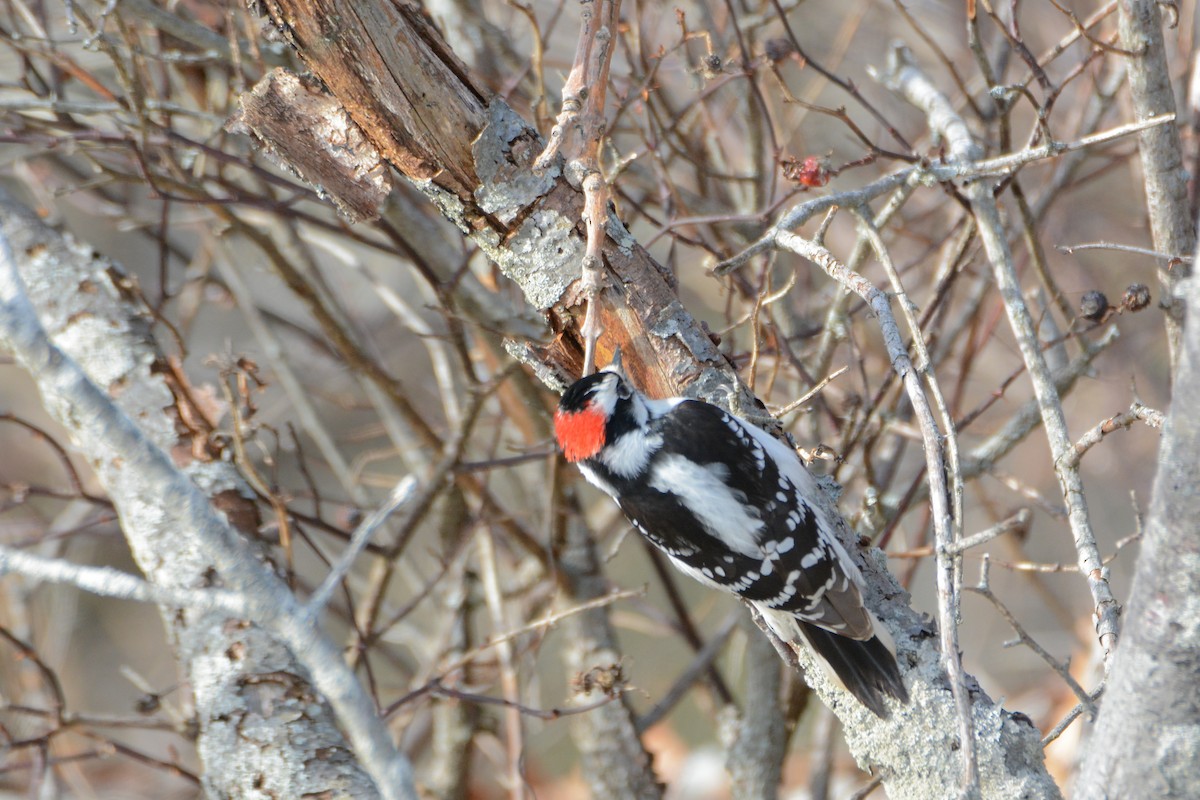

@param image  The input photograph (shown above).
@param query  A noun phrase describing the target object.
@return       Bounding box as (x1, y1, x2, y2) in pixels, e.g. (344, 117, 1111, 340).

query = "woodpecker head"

(554, 355, 648, 463)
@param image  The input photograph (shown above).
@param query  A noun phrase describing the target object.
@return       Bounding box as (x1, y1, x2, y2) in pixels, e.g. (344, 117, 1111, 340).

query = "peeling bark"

(255, 0, 727, 402)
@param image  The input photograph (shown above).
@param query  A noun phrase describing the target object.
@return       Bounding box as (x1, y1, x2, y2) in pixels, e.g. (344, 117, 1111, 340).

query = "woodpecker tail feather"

(798, 623, 908, 718)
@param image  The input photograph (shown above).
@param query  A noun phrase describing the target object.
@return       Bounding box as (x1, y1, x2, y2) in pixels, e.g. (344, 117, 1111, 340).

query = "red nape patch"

(554, 407, 606, 462)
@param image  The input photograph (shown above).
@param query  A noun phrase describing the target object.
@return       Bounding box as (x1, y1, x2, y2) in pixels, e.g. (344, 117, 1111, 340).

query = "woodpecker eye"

(615, 378, 632, 400)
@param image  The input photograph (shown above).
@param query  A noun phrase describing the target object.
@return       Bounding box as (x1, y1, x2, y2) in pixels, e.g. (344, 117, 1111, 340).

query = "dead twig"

(535, 0, 623, 375)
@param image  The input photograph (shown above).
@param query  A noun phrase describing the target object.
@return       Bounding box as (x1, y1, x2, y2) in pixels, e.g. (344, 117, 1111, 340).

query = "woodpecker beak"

(606, 346, 624, 376)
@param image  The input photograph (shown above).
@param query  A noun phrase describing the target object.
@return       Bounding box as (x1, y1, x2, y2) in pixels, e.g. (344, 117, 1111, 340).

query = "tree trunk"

(1074, 250, 1200, 798)
(1118, 0, 1196, 369)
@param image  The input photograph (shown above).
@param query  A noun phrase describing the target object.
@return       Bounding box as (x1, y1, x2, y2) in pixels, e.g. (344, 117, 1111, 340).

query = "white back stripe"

(648, 455, 763, 557)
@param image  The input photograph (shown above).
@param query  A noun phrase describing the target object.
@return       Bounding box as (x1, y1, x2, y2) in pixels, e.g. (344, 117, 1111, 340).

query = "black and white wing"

(616, 399, 874, 640)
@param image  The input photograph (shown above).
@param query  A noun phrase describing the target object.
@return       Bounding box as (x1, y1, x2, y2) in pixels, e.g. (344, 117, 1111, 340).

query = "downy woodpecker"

(554, 359, 907, 717)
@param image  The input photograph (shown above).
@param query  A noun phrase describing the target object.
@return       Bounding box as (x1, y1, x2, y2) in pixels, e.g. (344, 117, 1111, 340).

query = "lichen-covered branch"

(253, 0, 726, 400)
(239, 4, 1064, 797)
(0, 190, 413, 800)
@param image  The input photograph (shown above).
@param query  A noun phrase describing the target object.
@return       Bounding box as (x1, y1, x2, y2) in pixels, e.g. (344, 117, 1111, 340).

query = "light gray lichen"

(502, 208, 583, 310)
(473, 103, 557, 222)
(650, 300, 722, 364)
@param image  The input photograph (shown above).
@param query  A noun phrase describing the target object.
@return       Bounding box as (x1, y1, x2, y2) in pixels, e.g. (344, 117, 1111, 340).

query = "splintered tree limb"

(253, 0, 725, 401)
(230, 68, 393, 222)
(256, 0, 490, 195)
(243, 2, 1062, 796)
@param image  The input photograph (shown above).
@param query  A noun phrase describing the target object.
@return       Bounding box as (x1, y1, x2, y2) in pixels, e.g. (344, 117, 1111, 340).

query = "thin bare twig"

(635, 611, 739, 732)
(306, 476, 418, 617)
(1058, 241, 1193, 263)
(0, 545, 246, 615)
(775, 230, 978, 796)
(1040, 685, 1104, 747)
(890, 509, 1032, 560)
(1058, 402, 1165, 470)
(714, 113, 1173, 276)
(535, 0, 623, 375)
(878, 43, 1121, 678)
(773, 366, 848, 419)
(968, 556, 1096, 715)
(476, 524, 524, 800)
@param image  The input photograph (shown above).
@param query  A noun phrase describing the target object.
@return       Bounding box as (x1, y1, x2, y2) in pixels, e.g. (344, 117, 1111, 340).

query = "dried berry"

(700, 53, 724, 79)
(781, 155, 831, 187)
(1079, 290, 1109, 321)
(1123, 283, 1151, 312)
(136, 693, 162, 714)
(764, 38, 796, 63)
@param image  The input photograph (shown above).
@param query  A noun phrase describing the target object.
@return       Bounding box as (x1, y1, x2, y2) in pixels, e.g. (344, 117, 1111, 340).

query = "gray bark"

(0, 190, 404, 799)
(560, 516, 663, 800)
(1074, 265, 1200, 797)
(1119, 0, 1196, 368)
(726, 627, 787, 799)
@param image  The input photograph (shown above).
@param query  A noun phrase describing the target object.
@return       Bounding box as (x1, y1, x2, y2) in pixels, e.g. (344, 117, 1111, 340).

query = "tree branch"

(0, 191, 413, 800)
(1117, 0, 1195, 369)
(237, 6, 1062, 796)
(878, 43, 1121, 672)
